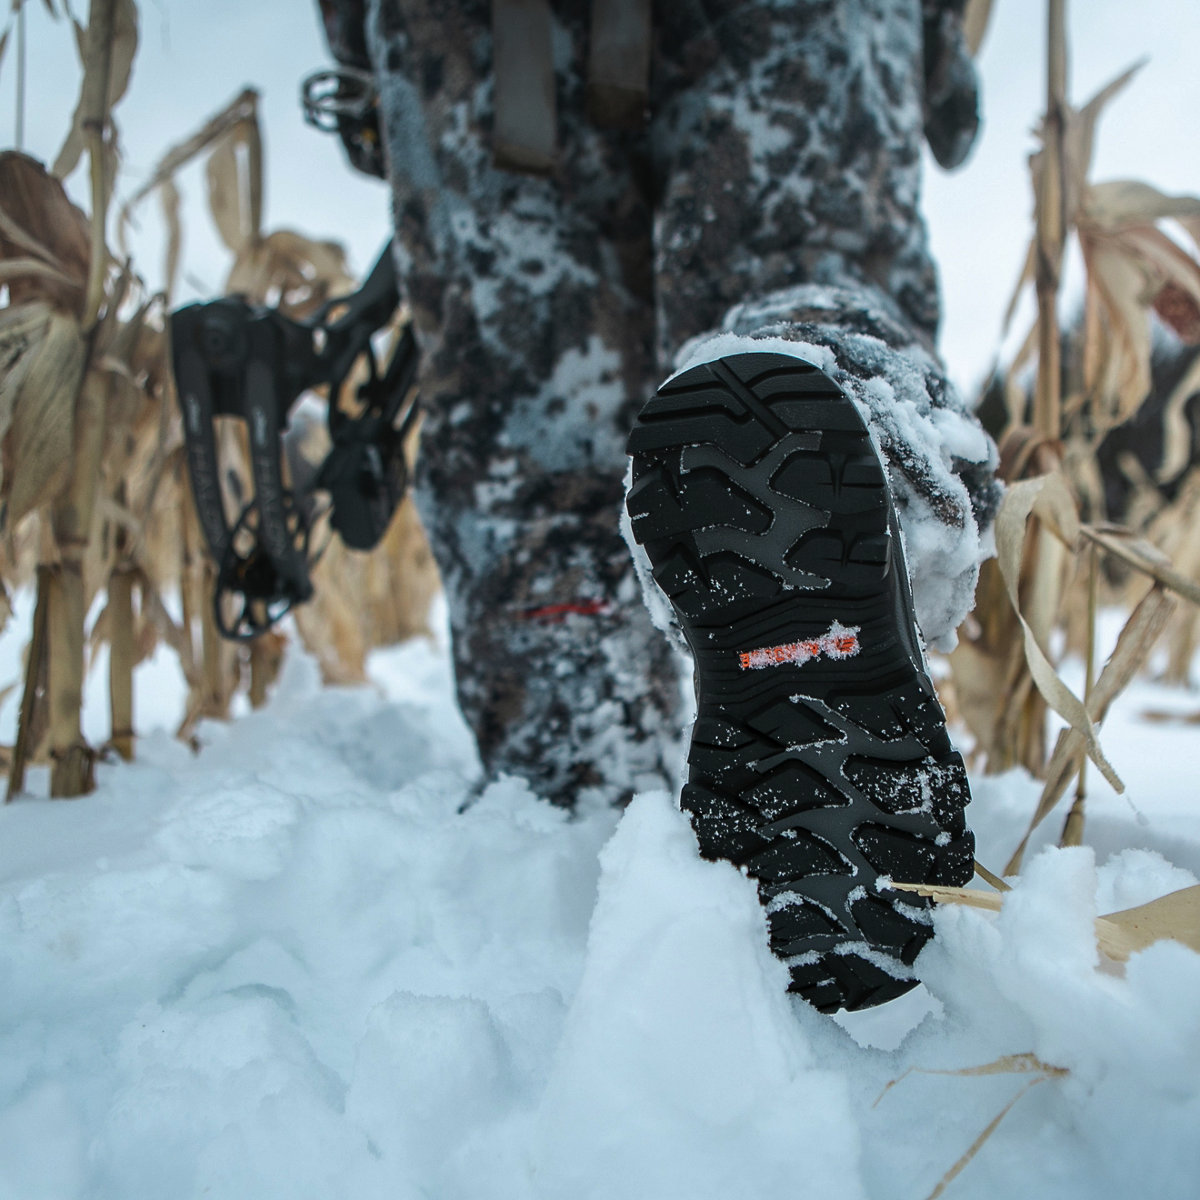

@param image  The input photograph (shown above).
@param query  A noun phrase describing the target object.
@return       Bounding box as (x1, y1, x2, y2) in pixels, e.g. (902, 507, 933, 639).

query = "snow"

(1, 605, 1199, 1198)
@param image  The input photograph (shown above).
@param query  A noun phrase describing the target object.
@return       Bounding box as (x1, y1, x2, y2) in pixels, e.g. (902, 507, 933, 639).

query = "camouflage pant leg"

(366, 0, 683, 805)
(650, 0, 999, 648)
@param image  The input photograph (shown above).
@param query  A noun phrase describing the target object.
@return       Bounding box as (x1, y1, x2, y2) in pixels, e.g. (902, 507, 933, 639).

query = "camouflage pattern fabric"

(332, 0, 995, 806)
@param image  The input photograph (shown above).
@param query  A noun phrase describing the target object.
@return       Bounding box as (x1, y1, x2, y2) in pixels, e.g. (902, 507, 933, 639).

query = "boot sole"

(626, 352, 974, 1012)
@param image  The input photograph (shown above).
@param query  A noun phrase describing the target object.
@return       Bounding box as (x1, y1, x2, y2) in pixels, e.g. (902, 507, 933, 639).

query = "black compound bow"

(170, 243, 418, 640)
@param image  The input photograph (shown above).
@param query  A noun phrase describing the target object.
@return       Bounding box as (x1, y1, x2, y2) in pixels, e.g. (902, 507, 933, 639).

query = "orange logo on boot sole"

(738, 623, 860, 671)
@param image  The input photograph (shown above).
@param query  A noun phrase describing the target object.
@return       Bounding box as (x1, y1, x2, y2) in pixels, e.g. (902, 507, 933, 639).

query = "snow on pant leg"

(650, 0, 999, 648)
(365, 0, 684, 805)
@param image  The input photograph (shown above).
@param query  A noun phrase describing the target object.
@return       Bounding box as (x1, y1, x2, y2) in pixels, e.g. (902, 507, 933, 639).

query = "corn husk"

(1, 311, 87, 529)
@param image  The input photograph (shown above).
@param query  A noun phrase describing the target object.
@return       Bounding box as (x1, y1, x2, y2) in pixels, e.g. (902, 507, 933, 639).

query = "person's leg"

(636, 0, 999, 1008)
(650, 0, 997, 637)
(366, 0, 683, 805)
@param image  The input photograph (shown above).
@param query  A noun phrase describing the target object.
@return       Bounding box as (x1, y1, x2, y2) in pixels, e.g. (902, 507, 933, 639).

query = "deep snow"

(1, 601, 1198, 1200)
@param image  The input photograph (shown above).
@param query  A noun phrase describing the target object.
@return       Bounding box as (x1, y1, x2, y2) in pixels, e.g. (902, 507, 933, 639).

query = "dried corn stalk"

(0, 0, 178, 796)
(950, 1, 1200, 829)
(0, 152, 98, 797)
(961, 0, 994, 57)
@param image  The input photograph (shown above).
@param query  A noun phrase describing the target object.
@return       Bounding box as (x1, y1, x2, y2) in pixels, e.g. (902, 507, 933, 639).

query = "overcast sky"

(6, 0, 1199, 397)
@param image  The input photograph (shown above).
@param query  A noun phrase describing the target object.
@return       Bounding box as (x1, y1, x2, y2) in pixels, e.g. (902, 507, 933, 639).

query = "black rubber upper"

(627, 352, 974, 1012)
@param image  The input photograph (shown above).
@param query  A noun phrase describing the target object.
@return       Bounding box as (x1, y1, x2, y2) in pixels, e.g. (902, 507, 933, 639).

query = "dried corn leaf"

(1030, 468, 1080, 546)
(1, 312, 86, 528)
(1101, 885, 1200, 960)
(90, 260, 134, 362)
(1005, 584, 1175, 873)
(876, 1053, 1065, 1108)
(94, 351, 139, 387)
(0, 152, 91, 310)
(931, 1053, 1063, 1079)
(926, 1078, 1050, 1200)
(1177, 214, 1200, 254)
(889, 881, 1004, 912)
(962, 0, 993, 56)
(1081, 240, 1153, 421)
(205, 123, 255, 256)
(88, 598, 112, 655)
(90, 568, 157, 667)
(133, 604, 159, 668)
(0, 308, 49, 448)
(0, 301, 51, 370)
(974, 861, 1011, 892)
(945, 632, 1007, 760)
(160, 176, 182, 302)
(0, 28, 10, 73)
(95, 491, 141, 540)
(1062, 436, 1106, 523)
(0, 204, 69, 272)
(1124, 224, 1200, 297)
(225, 229, 352, 317)
(104, 289, 154, 364)
(1119, 226, 1200, 344)
(880, 1052, 1061, 1199)
(1081, 524, 1200, 606)
(1001, 325, 1039, 430)
(1083, 180, 1200, 232)
(243, 115, 263, 249)
(205, 133, 239, 253)
(1140, 708, 1200, 725)
(118, 88, 259, 251)
(1157, 354, 1200, 482)
(892, 879, 1200, 964)
(1001, 237, 1036, 335)
(1065, 60, 1145, 192)
(1006, 64, 1146, 417)
(53, 0, 139, 181)
(995, 476, 1122, 790)
(0, 257, 83, 292)
(136, 570, 199, 687)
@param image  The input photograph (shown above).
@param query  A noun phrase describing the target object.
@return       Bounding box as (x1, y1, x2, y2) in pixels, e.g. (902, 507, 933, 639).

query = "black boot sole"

(626, 352, 974, 1012)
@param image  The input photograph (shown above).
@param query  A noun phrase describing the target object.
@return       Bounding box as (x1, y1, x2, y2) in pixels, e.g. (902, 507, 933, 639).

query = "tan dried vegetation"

(904, 2, 1200, 1192)
(0, 0, 437, 799)
(946, 0, 1200, 858)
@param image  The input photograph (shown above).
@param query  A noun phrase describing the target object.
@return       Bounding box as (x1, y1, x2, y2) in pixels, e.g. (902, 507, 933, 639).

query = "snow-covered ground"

(1, 600, 1198, 1200)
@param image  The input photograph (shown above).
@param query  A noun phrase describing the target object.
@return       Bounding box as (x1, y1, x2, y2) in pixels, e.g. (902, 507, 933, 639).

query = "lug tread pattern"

(627, 353, 974, 1013)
